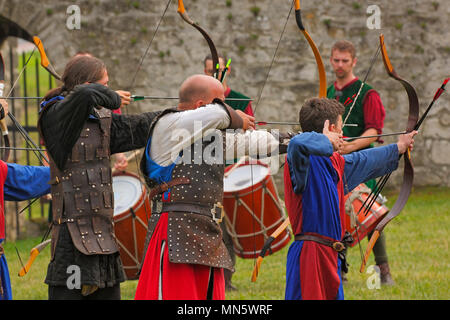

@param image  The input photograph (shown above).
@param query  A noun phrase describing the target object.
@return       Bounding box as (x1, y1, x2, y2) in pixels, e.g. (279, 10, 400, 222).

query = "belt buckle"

(211, 202, 224, 224)
(153, 200, 163, 214)
(332, 241, 345, 252)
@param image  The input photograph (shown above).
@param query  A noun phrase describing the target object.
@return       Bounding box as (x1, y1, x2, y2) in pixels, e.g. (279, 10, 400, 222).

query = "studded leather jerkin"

(141, 105, 237, 271)
(49, 107, 118, 257)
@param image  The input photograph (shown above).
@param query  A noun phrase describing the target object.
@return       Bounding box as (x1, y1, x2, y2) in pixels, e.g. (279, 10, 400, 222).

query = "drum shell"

(113, 172, 151, 280)
(223, 162, 291, 259)
(343, 183, 389, 247)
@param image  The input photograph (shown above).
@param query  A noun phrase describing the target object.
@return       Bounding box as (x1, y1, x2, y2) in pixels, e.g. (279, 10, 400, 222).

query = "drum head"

(224, 164, 269, 192)
(113, 174, 144, 216)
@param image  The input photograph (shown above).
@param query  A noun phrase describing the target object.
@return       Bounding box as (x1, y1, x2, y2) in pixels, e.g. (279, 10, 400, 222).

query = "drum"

(112, 172, 151, 280)
(223, 161, 291, 259)
(343, 183, 389, 247)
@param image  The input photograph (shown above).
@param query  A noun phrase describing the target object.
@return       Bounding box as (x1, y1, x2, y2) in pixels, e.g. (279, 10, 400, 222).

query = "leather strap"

(52, 212, 111, 225)
(148, 177, 190, 200)
(295, 234, 345, 252)
(152, 201, 224, 223)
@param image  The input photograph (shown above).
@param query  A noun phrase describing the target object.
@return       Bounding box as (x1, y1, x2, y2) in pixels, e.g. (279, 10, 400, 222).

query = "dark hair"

(43, 55, 106, 100)
(299, 98, 345, 133)
(331, 40, 356, 59)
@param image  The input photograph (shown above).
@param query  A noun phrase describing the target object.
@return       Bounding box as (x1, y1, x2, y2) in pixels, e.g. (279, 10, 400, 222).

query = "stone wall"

(1, 0, 449, 192)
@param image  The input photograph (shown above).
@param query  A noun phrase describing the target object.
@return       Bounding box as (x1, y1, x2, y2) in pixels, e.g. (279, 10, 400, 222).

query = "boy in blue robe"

(284, 98, 416, 299)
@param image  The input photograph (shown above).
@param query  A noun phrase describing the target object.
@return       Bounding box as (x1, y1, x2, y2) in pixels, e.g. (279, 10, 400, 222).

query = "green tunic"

(327, 80, 377, 191)
(327, 79, 373, 138)
(224, 88, 251, 113)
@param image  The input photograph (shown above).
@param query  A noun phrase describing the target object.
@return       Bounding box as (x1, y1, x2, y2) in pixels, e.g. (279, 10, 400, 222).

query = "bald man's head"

(178, 74, 225, 110)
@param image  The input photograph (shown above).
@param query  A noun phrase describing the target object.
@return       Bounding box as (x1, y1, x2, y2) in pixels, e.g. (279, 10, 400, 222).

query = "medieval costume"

(327, 78, 385, 145)
(284, 132, 399, 300)
(0, 162, 51, 300)
(135, 100, 283, 300)
(328, 78, 392, 283)
(38, 83, 159, 300)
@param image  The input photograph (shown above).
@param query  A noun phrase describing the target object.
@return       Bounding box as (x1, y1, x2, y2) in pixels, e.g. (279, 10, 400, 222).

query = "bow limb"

(32, 36, 61, 80)
(0, 53, 10, 162)
(0, 15, 60, 80)
(0, 16, 53, 165)
(294, 0, 327, 98)
(252, 0, 326, 281)
(177, 0, 219, 79)
(251, 217, 290, 282)
(360, 34, 419, 273)
(18, 239, 51, 277)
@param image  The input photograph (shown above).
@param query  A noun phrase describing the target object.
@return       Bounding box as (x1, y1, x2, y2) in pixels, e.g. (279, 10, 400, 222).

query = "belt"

(295, 234, 346, 252)
(152, 201, 224, 223)
(0, 243, 3, 256)
(149, 177, 190, 200)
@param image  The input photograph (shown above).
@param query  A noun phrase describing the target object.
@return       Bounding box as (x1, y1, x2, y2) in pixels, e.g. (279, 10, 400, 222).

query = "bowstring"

(249, 0, 295, 276)
(342, 43, 381, 126)
(4, 46, 49, 165)
(122, 0, 173, 226)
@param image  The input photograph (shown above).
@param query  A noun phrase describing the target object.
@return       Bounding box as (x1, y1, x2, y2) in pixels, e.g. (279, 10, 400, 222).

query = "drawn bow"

(177, 0, 220, 79)
(359, 34, 419, 272)
(251, 0, 327, 282)
(0, 14, 60, 276)
(0, 15, 60, 166)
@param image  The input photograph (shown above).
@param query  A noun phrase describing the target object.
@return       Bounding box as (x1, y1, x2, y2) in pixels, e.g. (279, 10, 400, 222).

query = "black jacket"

(38, 83, 160, 170)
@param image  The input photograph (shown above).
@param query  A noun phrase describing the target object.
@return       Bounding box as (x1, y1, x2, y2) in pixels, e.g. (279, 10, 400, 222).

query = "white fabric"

(150, 103, 279, 166)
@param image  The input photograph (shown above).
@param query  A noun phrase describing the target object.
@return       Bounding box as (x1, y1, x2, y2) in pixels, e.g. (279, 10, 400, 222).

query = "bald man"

(135, 75, 287, 300)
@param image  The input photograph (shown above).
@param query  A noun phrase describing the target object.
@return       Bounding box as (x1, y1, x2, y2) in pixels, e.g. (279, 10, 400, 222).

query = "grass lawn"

(2, 186, 449, 300)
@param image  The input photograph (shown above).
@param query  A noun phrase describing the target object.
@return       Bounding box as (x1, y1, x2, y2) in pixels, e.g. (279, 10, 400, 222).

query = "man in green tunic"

(327, 40, 394, 285)
(204, 54, 253, 116)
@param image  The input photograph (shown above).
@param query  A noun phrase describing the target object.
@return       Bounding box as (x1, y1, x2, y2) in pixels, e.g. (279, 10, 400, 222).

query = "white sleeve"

(150, 104, 230, 166)
(224, 130, 280, 161)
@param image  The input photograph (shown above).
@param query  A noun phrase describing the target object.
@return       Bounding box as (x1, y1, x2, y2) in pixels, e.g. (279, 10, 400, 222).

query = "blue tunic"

(284, 132, 398, 300)
(0, 163, 50, 300)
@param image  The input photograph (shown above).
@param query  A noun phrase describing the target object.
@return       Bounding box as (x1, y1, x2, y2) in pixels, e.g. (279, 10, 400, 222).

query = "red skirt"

(134, 212, 225, 300)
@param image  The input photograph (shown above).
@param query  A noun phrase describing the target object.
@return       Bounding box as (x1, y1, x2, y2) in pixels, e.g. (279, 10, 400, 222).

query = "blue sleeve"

(343, 144, 399, 193)
(4, 163, 51, 201)
(287, 132, 333, 194)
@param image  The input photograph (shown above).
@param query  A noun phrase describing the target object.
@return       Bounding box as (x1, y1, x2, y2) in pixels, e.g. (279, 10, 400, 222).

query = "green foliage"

(250, 6, 260, 17)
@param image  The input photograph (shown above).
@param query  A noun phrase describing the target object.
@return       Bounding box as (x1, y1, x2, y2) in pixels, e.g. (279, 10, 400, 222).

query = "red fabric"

(135, 212, 225, 300)
(244, 103, 254, 117)
(362, 89, 385, 136)
(329, 153, 346, 236)
(0, 161, 8, 239)
(284, 153, 346, 300)
(299, 241, 340, 300)
(283, 156, 303, 236)
(112, 108, 122, 114)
